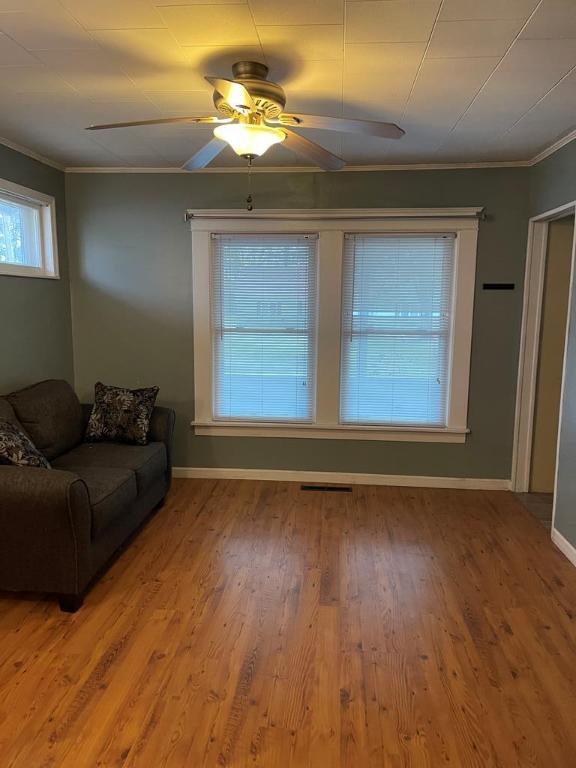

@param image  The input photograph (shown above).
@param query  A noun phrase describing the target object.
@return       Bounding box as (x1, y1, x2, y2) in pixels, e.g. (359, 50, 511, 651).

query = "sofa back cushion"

(0, 397, 22, 429)
(7, 380, 83, 460)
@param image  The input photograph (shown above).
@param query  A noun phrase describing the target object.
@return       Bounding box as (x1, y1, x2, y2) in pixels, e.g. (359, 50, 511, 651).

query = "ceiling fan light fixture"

(213, 122, 285, 159)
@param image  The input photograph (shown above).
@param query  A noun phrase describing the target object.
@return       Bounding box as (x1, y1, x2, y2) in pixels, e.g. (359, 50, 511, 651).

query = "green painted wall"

(530, 141, 576, 214)
(0, 145, 73, 393)
(66, 167, 529, 478)
(530, 141, 576, 551)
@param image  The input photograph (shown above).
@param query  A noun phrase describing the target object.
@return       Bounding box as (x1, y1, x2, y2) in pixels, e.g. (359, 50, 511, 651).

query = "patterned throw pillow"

(85, 382, 159, 446)
(0, 419, 51, 468)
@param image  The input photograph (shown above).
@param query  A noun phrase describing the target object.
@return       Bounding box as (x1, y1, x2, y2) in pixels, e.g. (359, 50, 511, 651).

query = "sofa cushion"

(68, 466, 137, 538)
(7, 380, 83, 461)
(53, 441, 167, 495)
(0, 420, 51, 468)
(85, 382, 159, 446)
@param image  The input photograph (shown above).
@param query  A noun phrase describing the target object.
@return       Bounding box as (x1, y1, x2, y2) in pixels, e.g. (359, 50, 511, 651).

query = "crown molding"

(529, 127, 576, 166)
(64, 159, 532, 174)
(0, 136, 64, 171)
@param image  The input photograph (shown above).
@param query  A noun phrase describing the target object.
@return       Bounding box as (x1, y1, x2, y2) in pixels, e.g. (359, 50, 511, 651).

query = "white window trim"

(0, 177, 59, 279)
(190, 208, 480, 442)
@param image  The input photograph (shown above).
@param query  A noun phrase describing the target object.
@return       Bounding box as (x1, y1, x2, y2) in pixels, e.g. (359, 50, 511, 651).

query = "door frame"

(511, 200, 576, 494)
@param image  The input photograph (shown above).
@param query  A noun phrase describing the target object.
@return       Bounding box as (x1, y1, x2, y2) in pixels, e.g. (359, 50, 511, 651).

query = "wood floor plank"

(1, 479, 576, 766)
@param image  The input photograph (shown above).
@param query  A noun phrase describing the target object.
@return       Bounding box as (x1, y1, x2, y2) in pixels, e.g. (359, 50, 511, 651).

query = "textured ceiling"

(0, 0, 575, 168)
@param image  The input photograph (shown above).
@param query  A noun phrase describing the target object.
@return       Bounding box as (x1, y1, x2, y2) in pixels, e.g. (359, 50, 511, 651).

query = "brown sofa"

(0, 379, 175, 612)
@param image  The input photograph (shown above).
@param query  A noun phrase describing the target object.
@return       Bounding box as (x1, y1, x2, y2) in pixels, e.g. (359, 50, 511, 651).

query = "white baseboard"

(551, 527, 576, 567)
(173, 467, 511, 490)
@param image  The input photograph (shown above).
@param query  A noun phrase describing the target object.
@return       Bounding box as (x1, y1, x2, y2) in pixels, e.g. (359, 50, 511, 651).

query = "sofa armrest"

(0, 466, 92, 595)
(149, 406, 176, 474)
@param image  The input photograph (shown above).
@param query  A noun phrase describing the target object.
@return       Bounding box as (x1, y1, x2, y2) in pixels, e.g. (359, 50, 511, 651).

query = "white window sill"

(191, 421, 469, 443)
(0, 264, 59, 279)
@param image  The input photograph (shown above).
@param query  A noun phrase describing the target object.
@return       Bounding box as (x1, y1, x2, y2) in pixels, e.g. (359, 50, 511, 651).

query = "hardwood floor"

(1, 479, 576, 767)
(515, 492, 554, 527)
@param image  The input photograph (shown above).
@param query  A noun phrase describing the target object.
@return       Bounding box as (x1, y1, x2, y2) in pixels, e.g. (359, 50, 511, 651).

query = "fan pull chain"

(246, 158, 254, 211)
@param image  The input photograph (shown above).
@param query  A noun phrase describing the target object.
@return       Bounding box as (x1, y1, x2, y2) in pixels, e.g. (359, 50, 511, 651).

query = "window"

(191, 209, 479, 442)
(0, 179, 58, 279)
(340, 234, 454, 427)
(211, 233, 317, 421)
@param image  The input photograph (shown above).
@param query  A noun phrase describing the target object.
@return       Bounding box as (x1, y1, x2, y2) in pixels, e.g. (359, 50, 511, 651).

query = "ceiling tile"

(339, 133, 392, 163)
(142, 90, 214, 114)
(81, 100, 162, 122)
(91, 28, 206, 91)
(88, 130, 168, 164)
(139, 130, 210, 161)
(428, 19, 524, 58)
(0, 64, 76, 94)
(435, 86, 576, 164)
(447, 38, 576, 137)
(344, 42, 425, 119)
(346, 1, 441, 44)
(0, 31, 38, 64)
(159, 5, 259, 46)
(282, 61, 342, 105)
(440, 0, 539, 21)
(60, 0, 164, 31)
(0, 124, 124, 164)
(258, 25, 343, 61)
(0, 6, 98, 50)
(520, 0, 576, 39)
(34, 49, 145, 99)
(249, 0, 344, 26)
(0, 0, 54, 9)
(0, 0, 575, 166)
(0, 93, 106, 133)
(432, 141, 528, 162)
(153, 0, 246, 4)
(476, 67, 576, 154)
(404, 56, 499, 131)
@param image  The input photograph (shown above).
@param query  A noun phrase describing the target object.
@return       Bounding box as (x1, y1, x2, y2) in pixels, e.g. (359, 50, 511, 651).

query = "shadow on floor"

(514, 492, 553, 528)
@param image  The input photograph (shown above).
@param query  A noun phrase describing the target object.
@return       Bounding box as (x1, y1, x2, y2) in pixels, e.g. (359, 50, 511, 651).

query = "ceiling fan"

(87, 61, 404, 171)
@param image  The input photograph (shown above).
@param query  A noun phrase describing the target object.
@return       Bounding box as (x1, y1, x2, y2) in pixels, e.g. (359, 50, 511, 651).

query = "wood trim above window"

(186, 207, 485, 222)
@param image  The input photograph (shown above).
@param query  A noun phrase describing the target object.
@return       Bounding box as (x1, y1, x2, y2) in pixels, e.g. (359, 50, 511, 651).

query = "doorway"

(513, 203, 576, 530)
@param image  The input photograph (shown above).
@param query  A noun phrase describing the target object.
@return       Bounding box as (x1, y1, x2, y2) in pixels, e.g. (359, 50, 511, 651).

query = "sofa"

(0, 379, 175, 612)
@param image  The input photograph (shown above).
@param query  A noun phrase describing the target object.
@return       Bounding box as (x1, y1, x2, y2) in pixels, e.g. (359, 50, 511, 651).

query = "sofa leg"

(58, 593, 84, 613)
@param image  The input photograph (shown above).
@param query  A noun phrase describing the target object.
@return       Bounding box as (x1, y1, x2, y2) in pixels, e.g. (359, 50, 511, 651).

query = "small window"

(340, 233, 454, 427)
(0, 179, 58, 279)
(210, 233, 318, 422)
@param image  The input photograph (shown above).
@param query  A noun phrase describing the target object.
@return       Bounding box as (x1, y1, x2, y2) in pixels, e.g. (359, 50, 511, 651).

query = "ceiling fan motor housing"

(213, 61, 287, 119)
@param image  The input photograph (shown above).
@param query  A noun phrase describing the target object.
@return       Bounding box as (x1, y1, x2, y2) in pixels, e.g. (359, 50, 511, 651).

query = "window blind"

(211, 233, 318, 421)
(340, 233, 455, 427)
(0, 195, 41, 268)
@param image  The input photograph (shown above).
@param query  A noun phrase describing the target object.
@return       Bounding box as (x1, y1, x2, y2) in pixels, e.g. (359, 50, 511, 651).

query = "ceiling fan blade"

(274, 113, 404, 139)
(86, 116, 229, 131)
(281, 129, 345, 171)
(205, 77, 256, 113)
(182, 137, 227, 171)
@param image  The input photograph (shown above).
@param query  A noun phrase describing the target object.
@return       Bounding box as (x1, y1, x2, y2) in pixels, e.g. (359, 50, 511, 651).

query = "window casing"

(191, 209, 479, 443)
(0, 179, 58, 279)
